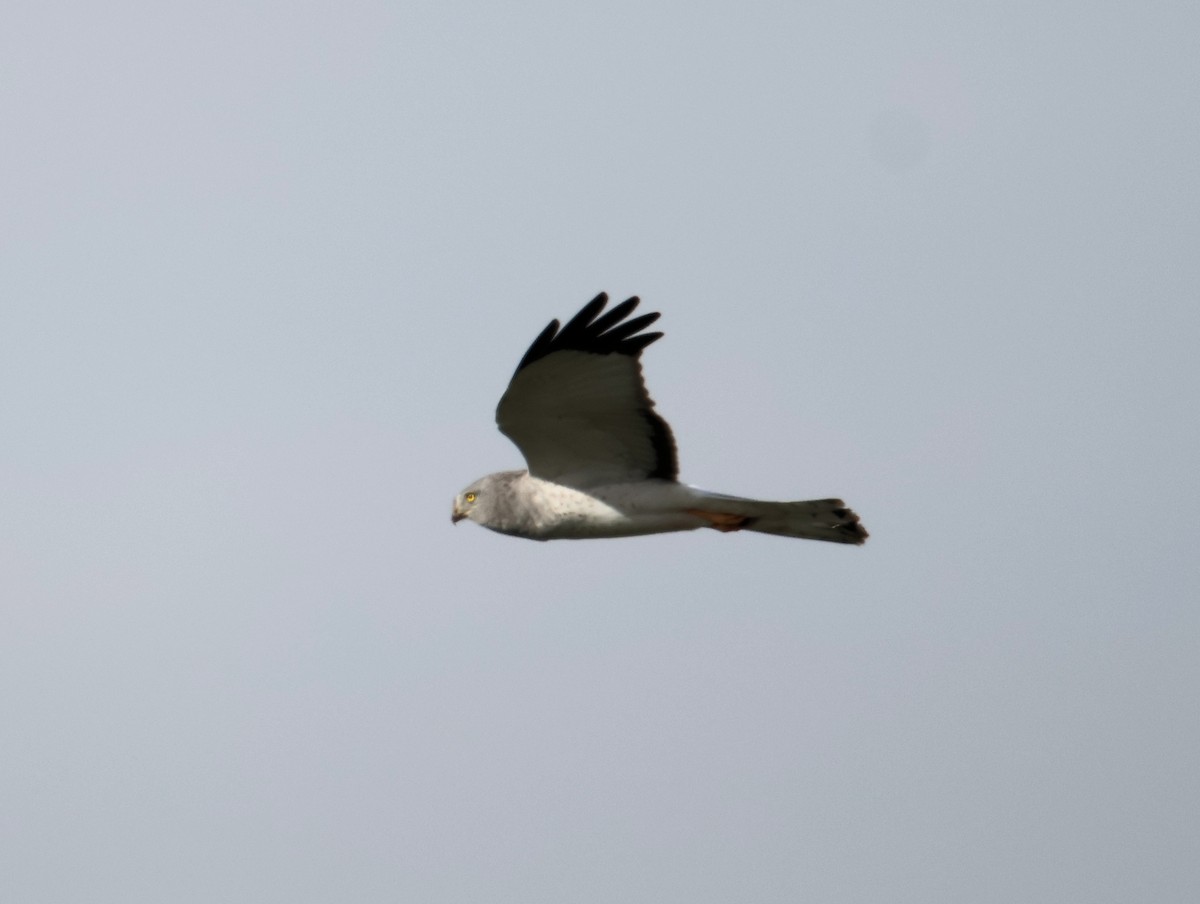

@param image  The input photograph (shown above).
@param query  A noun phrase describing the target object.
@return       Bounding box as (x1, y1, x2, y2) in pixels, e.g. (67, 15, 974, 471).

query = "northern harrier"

(452, 293, 867, 544)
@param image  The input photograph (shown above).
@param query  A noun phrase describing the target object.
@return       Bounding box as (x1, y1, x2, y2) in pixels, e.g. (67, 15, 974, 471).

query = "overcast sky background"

(3, 2, 1198, 902)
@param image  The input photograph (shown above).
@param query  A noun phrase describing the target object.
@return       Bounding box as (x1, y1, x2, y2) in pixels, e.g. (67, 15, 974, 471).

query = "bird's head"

(451, 480, 486, 525)
(452, 471, 529, 535)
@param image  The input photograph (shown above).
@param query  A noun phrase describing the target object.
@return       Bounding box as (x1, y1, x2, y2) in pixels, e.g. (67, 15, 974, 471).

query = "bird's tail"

(685, 494, 868, 545)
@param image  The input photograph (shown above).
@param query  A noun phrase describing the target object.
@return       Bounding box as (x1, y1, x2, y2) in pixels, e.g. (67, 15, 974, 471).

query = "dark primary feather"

(512, 292, 664, 376)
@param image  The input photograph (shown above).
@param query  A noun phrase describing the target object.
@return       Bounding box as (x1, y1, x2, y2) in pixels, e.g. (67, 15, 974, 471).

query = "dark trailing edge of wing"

(511, 292, 678, 481)
(513, 292, 664, 376)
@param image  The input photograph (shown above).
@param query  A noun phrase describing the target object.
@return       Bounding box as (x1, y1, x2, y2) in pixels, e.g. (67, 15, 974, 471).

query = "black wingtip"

(512, 293, 664, 376)
(590, 296, 641, 334)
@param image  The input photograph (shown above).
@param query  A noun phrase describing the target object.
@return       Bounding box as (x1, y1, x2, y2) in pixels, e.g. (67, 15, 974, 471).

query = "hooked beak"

(451, 505, 465, 524)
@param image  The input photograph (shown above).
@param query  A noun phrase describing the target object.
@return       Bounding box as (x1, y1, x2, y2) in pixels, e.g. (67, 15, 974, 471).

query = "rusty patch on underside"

(685, 509, 752, 532)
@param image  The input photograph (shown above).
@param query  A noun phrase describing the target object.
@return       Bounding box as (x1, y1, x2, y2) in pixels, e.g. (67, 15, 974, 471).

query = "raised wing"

(496, 293, 679, 487)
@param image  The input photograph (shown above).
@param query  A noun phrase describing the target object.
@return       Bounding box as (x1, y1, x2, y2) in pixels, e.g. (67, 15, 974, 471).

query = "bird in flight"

(452, 293, 867, 544)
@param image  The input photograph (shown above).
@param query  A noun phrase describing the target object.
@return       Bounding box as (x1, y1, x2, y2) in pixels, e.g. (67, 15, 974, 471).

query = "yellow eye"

(465, 492, 476, 503)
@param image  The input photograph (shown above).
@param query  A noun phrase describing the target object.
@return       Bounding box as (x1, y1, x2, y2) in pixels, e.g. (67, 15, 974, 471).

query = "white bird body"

(452, 294, 867, 545)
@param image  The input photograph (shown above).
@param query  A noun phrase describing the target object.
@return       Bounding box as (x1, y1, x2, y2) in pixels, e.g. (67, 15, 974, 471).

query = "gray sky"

(3, 2, 1198, 902)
